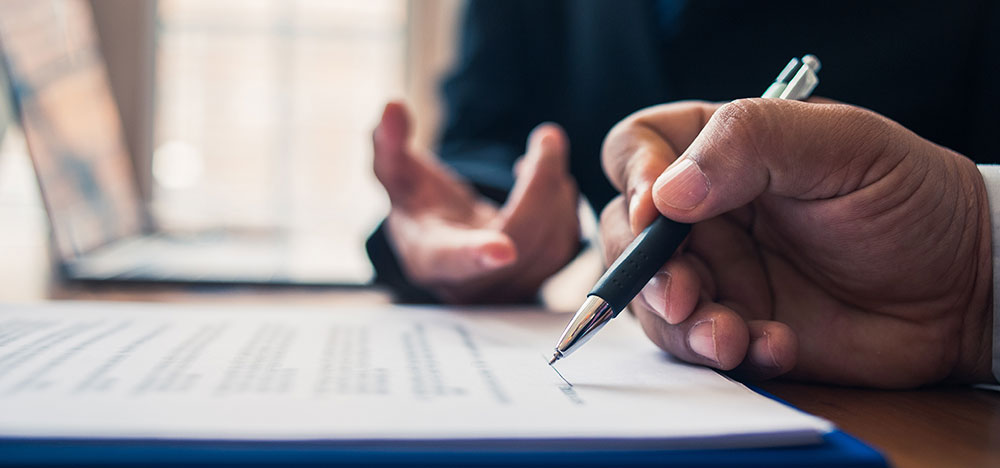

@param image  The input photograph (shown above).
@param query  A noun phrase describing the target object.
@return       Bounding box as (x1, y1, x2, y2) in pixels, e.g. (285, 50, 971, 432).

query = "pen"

(548, 55, 822, 365)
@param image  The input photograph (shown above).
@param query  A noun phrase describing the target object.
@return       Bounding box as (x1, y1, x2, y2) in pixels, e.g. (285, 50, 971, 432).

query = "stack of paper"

(0, 301, 832, 448)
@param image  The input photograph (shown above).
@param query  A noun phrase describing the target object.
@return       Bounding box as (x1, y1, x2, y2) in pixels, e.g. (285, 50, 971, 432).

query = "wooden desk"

(758, 381, 1000, 467)
(2, 239, 999, 467)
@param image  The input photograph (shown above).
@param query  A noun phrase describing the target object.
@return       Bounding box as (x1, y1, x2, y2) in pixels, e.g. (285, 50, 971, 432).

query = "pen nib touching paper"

(542, 354, 573, 387)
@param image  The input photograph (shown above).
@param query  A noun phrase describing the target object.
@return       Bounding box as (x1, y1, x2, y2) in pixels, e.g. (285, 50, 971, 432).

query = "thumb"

(523, 122, 570, 175)
(651, 99, 913, 222)
(500, 123, 573, 231)
(373, 100, 417, 205)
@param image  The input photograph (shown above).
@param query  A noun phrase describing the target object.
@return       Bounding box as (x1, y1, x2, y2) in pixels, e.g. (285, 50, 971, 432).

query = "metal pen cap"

(548, 295, 615, 364)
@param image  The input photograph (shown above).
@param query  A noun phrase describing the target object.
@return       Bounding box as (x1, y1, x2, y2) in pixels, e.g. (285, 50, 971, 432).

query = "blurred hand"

(373, 102, 579, 303)
(600, 98, 993, 388)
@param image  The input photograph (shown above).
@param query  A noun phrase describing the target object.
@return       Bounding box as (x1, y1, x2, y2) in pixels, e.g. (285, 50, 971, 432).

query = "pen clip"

(779, 55, 821, 100)
(761, 57, 800, 98)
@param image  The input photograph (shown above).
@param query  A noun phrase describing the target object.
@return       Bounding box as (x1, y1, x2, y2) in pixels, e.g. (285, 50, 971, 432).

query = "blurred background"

(0, 0, 461, 289)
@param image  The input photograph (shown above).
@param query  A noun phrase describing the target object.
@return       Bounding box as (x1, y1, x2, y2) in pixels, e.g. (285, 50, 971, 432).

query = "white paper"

(0, 301, 833, 448)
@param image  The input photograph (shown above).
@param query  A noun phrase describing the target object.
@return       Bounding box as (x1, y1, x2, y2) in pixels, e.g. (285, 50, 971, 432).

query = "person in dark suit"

(367, 1, 999, 387)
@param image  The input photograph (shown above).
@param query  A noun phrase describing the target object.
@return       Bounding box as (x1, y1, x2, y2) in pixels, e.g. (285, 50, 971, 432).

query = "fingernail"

(627, 188, 644, 233)
(689, 320, 719, 363)
(763, 330, 780, 368)
(539, 133, 554, 152)
(639, 273, 671, 322)
(479, 251, 513, 270)
(654, 158, 709, 210)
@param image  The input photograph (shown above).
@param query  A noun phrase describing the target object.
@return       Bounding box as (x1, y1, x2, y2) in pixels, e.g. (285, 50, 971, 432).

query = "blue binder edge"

(0, 386, 886, 467)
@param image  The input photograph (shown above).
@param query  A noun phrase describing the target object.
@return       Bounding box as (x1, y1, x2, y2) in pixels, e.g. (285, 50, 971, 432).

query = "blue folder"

(0, 431, 882, 467)
(0, 386, 886, 467)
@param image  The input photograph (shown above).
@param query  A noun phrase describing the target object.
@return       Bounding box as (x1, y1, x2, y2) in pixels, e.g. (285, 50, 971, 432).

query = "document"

(0, 301, 832, 448)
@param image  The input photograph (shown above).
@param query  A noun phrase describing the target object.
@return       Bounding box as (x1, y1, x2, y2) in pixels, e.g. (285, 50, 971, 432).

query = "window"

(153, 0, 456, 248)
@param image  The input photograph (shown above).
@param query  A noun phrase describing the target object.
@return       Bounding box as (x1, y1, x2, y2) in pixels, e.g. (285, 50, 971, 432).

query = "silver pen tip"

(547, 352, 561, 366)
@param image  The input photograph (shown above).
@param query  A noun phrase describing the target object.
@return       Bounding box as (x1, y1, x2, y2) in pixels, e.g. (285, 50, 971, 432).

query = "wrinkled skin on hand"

(599, 98, 993, 388)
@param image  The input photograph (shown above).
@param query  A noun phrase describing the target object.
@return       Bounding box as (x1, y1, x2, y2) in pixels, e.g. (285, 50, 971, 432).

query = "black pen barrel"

(589, 215, 691, 314)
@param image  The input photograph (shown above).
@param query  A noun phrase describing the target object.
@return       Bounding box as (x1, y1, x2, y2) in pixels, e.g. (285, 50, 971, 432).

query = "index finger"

(601, 101, 722, 234)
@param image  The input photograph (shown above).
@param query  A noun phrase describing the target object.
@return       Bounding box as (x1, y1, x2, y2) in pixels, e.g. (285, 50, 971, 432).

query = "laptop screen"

(0, 0, 145, 259)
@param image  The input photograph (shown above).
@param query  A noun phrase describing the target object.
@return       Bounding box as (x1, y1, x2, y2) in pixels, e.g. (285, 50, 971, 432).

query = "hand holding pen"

(549, 56, 820, 365)
(551, 56, 996, 387)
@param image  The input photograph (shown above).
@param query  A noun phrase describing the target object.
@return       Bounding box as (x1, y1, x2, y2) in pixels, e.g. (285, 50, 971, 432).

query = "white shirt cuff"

(976, 164, 1000, 384)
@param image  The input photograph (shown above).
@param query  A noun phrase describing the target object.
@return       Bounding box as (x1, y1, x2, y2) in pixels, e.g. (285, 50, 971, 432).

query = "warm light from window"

(153, 0, 403, 243)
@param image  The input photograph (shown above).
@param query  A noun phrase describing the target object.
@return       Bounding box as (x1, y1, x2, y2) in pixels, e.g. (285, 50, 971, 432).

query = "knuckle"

(714, 98, 769, 125)
(601, 106, 661, 191)
(601, 115, 648, 188)
(710, 99, 773, 156)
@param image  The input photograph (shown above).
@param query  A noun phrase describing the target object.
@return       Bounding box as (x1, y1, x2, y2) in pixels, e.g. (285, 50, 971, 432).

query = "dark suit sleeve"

(366, 0, 557, 301)
(365, 221, 440, 303)
(436, 0, 551, 199)
(971, 0, 999, 163)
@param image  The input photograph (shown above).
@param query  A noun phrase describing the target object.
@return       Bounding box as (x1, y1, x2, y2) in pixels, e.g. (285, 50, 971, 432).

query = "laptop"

(0, 0, 373, 286)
